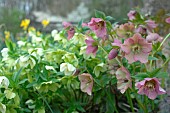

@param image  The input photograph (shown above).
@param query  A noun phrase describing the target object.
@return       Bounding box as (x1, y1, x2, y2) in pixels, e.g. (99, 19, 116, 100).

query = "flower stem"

(150, 33, 170, 70)
(126, 89, 135, 112)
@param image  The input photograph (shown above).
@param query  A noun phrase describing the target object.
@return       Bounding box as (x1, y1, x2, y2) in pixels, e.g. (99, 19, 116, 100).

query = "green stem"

(157, 33, 170, 52)
(144, 96, 149, 113)
(151, 100, 155, 111)
(38, 92, 54, 113)
(105, 89, 119, 113)
(126, 89, 135, 112)
(150, 33, 170, 70)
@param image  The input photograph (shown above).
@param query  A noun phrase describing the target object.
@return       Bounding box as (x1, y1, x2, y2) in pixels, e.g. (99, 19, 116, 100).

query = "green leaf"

(149, 68, 161, 77)
(95, 10, 106, 19)
(78, 19, 83, 28)
(12, 67, 23, 82)
(148, 56, 158, 60)
(132, 73, 149, 80)
(106, 16, 115, 21)
(155, 72, 169, 78)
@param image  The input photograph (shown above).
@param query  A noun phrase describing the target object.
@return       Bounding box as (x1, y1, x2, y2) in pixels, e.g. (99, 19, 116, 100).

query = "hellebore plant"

(0, 10, 170, 113)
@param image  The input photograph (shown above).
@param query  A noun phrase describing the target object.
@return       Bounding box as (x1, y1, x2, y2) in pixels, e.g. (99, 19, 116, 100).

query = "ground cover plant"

(0, 10, 170, 113)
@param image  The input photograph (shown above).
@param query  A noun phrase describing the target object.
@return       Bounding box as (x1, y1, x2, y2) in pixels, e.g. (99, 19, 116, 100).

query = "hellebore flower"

(78, 73, 93, 95)
(116, 23, 135, 38)
(0, 76, 9, 89)
(112, 39, 122, 47)
(85, 37, 98, 56)
(60, 63, 76, 76)
(127, 10, 136, 20)
(165, 17, 170, 24)
(145, 20, 158, 31)
(62, 22, 75, 40)
(135, 78, 166, 100)
(115, 67, 132, 94)
(108, 49, 118, 60)
(88, 18, 107, 38)
(135, 25, 147, 35)
(146, 33, 163, 43)
(121, 33, 152, 63)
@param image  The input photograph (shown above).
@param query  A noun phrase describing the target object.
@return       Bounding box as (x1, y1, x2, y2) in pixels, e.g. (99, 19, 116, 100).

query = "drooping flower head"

(127, 10, 136, 20)
(115, 67, 132, 94)
(135, 78, 166, 100)
(121, 33, 152, 63)
(62, 22, 75, 40)
(60, 63, 76, 76)
(78, 73, 93, 95)
(146, 33, 163, 43)
(165, 17, 170, 24)
(85, 37, 98, 56)
(135, 25, 147, 35)
(116, 23, 135, 38)
(0, 76, 10, 89)
(88, 18, 107, 39)
(108, 49, 118, 60)
(145, 20, 158, 31)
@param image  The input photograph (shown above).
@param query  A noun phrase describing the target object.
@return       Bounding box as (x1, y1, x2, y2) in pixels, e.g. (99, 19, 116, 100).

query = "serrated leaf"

(132, 73, 149, 80)
(106, 16, 115, 21)
(95, 10, 106, 19)
(156, 72, 169, 78)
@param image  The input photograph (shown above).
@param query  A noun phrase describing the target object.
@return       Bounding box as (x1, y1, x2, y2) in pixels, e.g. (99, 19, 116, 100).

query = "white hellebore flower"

(18, 55, 36, 69)
(51, 30, 62, 41)
(1, 48, 9, 58)
(60, 63, 76, 75)
(0, 76, 9, 89)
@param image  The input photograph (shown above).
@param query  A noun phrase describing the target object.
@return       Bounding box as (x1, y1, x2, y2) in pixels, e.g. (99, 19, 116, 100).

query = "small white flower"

(60, 63, 76, 75)
(0, 76, 9, 89)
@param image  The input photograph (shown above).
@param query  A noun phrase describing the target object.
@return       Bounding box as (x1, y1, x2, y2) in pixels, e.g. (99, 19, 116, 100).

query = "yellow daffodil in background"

(41, 19, 50, 28)
(28, 26, 36, 32)
(20, 19, 30, 30)
(4, 31, 10, 39)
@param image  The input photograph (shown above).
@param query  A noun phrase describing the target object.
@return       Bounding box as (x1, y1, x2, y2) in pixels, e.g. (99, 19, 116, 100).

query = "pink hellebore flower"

(88, 18, 107, 38)
(62, 22, 75, 40)
(135, 78, 166, 100)
(121, 33, 152, 64)
(85, 37, 98, 56)
(165, 17, 170, 24)
(145, 20, 158, 30)
(116, 23, 135, 38)
(135, 25, 147, 35)
(127, 10, 136, 20)
(112, 39, 122, 47)
(108, 49, 118, 60)
(115, 67, 132, 94)
(146, 33, 163, 43)
(78, 73, 93, 95)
